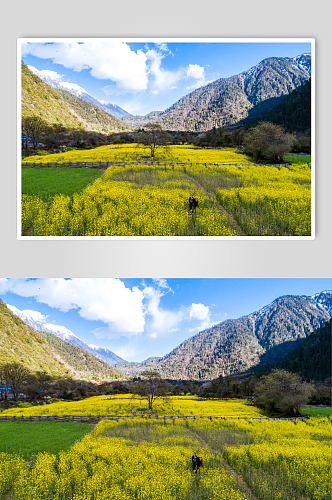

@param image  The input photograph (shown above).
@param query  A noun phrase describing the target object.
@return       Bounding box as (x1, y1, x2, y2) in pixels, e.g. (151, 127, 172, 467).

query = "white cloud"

(0, 279, 145, 336)
(189, 303, 210, 321)
(187, 64, 204, 80)
(22, 41, 148, 94)
(186, 63, 210, 90)
(188, 302, 212, 333)
(155, 42, 172, 54)
(152, 278, 174, 296)
(143, 286, 182, 334)
(148, 332, 158, 338)
(152, 278, 169, 289)
(151, 89, 159, 95)
(146, 49, 182, 92)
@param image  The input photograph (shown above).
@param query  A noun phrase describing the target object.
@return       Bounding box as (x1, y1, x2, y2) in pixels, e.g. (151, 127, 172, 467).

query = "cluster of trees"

(242, 122, 295, 163)
(22, 115, 310, 165)
(0, 361, 120, 406)
(21, 116, 111, 155)
(194, 122, 310, 163)
(114, 122, 309, 164)
(197, 370, 330, 416)
(1, 364, 328, 417)
(131, 369, 328, 417)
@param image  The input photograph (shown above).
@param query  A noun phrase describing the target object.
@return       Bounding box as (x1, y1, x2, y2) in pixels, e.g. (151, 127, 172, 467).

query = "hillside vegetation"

(55, 88, 129, 132)
(276, 319, 331, 380)
(36, 330, 123, 380)
(22, 62, 128, 133)
(247, 78, 311, 132)
(0, 300, 121, 380)
(22, 62, 85, 129)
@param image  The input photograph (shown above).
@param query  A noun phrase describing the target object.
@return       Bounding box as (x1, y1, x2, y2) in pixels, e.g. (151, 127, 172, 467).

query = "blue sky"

(20, 39, 312, 115)
(0, 278, 329, 362)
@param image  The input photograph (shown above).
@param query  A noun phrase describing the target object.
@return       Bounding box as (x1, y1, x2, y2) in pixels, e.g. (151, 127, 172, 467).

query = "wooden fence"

(0, 414, 309, 423)
(21, 161, 292, 169)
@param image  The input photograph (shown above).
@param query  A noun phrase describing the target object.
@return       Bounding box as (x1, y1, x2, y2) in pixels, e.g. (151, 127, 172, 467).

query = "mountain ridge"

(7, 305, 125, 366)
(0, 301, 122, 381)
(116, 291, 331, 380)
(22, 62, 129, 134)
(123, 54, 311, 131)
(27, 65, 131, 119)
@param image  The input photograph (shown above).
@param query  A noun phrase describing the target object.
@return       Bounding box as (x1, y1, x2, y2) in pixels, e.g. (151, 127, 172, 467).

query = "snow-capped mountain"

(7, 305, 125, 366)
(88, 345, 124, 365)
(27, 65, 130, 119)
(293, 53, 311, 76)
(98, 100, 131, 119)
(311, 291, 332, 315)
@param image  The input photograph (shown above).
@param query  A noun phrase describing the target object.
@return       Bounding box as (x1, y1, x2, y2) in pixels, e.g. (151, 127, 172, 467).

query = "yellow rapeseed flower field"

(21, 145, 311, 237)
(1, 397, 329, 500)
(1, 416, 330, 500)
(1, 395, 265, 418)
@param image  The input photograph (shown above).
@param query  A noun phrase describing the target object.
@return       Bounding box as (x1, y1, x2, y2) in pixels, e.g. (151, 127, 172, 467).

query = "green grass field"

(301, 405, 332, 417)
(22, 167, 104, 200)
(284, 153, 311, 164)
(0, 421, 92, 459)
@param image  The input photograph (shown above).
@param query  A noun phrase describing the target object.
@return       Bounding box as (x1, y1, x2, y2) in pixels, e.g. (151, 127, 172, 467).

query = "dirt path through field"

(182, 172, 246, 236)
(3, 487, 14, 500)
(188, 428, 259, 500)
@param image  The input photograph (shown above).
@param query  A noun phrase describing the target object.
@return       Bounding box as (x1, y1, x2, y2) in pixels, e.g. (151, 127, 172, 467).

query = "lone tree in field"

(0, 362, 30, 400)
(136, 123, 172, 159)
(132, 370, 172, 411)
(254, 369, 313, 417)
(243, 122, 295, 163)
(22, 116, 47, 149)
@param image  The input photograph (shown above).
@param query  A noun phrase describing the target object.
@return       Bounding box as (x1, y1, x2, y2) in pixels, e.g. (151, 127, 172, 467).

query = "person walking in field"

(192, 452, 198, 473)
(189, 195, 194, 213)
(196, 455, 203, 472)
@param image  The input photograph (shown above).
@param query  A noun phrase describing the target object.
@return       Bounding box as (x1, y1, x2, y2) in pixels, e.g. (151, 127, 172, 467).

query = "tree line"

(0, 362, 120, 407)
(22, 115, 310, 165)
(1, 363, 329, 417)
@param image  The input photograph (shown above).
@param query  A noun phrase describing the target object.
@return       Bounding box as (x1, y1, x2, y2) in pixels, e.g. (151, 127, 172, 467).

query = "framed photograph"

(18, 38, 314, 239)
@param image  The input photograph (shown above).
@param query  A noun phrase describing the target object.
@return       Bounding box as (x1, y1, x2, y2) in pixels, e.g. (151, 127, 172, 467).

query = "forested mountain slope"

(116, 291, 331, 380)
(0, 300, 122, 381)
(123, 54, 311, 131)
(22, 62, 129, 133)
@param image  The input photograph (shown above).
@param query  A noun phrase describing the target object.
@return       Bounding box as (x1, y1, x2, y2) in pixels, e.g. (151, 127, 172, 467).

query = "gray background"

(1, 0, 331, 278)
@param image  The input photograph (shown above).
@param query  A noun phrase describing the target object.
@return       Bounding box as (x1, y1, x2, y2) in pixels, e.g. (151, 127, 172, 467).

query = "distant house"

(0, 382, 13, 399)
(21, 136, 34, 149)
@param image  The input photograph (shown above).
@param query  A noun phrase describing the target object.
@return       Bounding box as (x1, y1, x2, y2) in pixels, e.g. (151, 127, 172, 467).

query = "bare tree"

(132, 370, 172, 411)
(136, 123, 172, 159)
(0, 362, 30, 400)
(22, 116, 48, 149)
